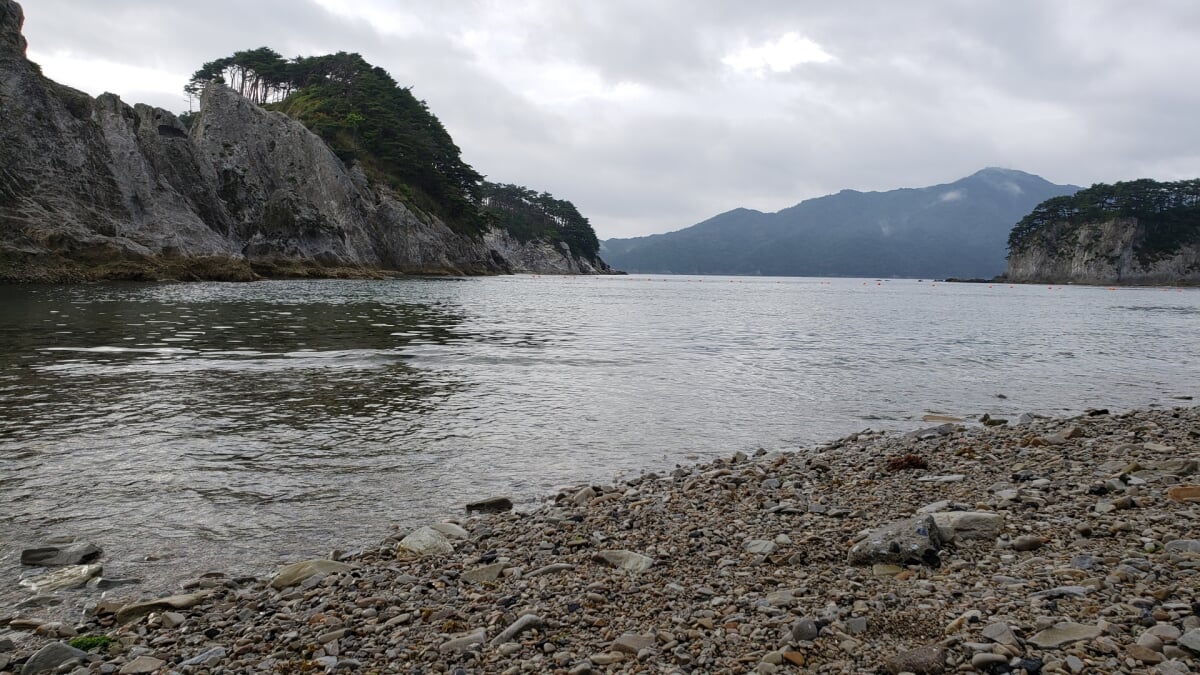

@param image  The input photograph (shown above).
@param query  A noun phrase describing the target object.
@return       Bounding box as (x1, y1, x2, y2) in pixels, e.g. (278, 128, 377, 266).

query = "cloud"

(938, 190, 965, 202)
(16, 1, 1200, 240)
(721, 32, 834, 76)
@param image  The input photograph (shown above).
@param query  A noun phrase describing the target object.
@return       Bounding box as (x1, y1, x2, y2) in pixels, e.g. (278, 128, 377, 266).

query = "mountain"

(1004, 179, 1200, 285)
(601, 169, 1080, 278)
(0, 1, 610, 282)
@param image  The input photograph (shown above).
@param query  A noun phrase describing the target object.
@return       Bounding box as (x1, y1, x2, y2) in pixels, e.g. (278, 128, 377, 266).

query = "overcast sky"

(18, 1, 1200, 239)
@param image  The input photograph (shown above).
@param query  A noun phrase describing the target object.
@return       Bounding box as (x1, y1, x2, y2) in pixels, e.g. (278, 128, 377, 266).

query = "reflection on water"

(1, 277, 1198, 606)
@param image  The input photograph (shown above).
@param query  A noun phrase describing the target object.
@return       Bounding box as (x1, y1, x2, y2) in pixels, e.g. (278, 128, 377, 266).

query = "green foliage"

(482, 182, 600, 260)
(177, 111, 196, 130)
(1008, 179, 1200, 255)
(68, 635, 114, 652)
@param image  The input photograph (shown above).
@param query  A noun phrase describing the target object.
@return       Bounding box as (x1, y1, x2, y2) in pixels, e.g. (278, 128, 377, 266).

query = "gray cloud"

(18, 1, 1200, 239)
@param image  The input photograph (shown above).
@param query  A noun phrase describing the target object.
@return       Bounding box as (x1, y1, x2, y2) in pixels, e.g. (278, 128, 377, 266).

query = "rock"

(884, 645, 945, 674)
(86, 577, 141, 590)
(526, 563, 574, 577)
(20, 642, 89, 675)
(180, 646, 226, 667)
(20, 542, 102, 567)
(1166, 485, 1200, 503)
(848, 515, 943, 566)
(1012, 535, 1043, 551)
(115, 591, 211, 623)
(461, 562, 506, 584)
(1179, 629, 1200, 654)
(439, 629, 486, 653)
(972, 652, 1009, 669)
(1028, 622, 1101, 648)
(916, 474, 965, 483)
(270, 559, 353, 590)
(981, 621, 1019, 646)
(119, 656, 165, 674)
(1127, 644, 1165, 664)
(931, 511, 1004, 542)
(466, 496, 514, 514)
(429, 522, 469, 540)
(610, 633, 654, 654)
(791, 618, 820, 642)
(160, 611, 185, 628)
(491, 615, 542, 645)
(396, 527, 454, 557)
(18, 564, 102, 592)
(743, 539, 778, 554)
(593, 550, 654, 573)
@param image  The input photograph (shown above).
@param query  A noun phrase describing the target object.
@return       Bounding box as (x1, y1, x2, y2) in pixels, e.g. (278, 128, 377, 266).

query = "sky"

(17, 1, 1200, 239)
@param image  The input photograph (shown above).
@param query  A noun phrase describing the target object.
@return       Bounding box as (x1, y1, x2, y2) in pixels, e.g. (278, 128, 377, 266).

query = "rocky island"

(0, 0, 611, 282)
(1004, 180, 1200, 286)
(2, 406, 1198, 673)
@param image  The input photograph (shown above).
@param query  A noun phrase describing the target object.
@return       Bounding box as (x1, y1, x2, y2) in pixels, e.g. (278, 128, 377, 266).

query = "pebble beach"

(3, 405, 1199, 674)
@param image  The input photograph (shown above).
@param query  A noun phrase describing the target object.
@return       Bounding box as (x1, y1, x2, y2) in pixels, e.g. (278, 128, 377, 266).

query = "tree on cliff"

(185, 47, 292, 106)
(482, 183, 601, 260)
(1008, 178, 1200, 256)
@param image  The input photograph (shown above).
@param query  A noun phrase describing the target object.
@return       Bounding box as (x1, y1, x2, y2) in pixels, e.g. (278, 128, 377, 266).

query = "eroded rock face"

(1005, 217, 1200, 285)
(0, 0, 609, 280)
(0, 1, 24, 60)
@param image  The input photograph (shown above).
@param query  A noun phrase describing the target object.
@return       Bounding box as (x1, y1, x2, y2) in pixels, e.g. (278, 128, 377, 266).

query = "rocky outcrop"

(1004, 217, 1200, 285)
(0, 0, 609, 281)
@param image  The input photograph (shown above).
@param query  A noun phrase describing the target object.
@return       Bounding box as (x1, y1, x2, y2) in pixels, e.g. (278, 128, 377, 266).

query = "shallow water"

(1, 276, 1197, 607)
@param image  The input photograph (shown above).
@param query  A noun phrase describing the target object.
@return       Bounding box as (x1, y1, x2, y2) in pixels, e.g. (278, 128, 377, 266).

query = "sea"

(1, 275, 1197, 608)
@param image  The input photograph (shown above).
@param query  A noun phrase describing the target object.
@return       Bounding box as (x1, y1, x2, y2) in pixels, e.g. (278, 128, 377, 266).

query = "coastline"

(3, 405, 1199, 673)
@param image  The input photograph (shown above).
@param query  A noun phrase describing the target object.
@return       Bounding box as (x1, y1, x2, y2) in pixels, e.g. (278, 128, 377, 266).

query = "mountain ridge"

(603, 168, 1080, 278)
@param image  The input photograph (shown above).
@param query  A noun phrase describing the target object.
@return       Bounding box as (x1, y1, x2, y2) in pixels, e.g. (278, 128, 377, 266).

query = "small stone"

(160, 611, 185, 628)
(429, 522, 470, 540)
(491, 614, 542, 645)
(18, 564, 102, 593)
(396, 527, 454, 557)
(439, 629, 486, 653)
(19, 642, 89, 675)
(846, 617, 867, 634)
(20, 542, 102, 567)
(792, 618, 820, 642)
(1028, 622, 1101, 648)
(461, 562, 506, 584)
(115, 592, 211, 624)
(1179, 629, 1200, 654)
(180, 647, 226, 667)
(1127, 644, 1165, 664)
(981, 622, 1018, 646)
(270, 559, 352, 590)
(593, 550, 653, 573)
(932, 511, 1004, 542)
(119, 656, 166, 674)
(465, 496, 513, 513)
(1012, 535, 1043, 551)
(590, 652, 624, 665)
(610, 634, 654, 654)
(744, 539, 778, 554)
(972, 653, 1008, 669)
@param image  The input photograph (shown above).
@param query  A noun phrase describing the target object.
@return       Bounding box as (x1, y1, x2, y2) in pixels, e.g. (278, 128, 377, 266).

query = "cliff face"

(1004, 218, 1200, 285)
(0, 0, 607, 281)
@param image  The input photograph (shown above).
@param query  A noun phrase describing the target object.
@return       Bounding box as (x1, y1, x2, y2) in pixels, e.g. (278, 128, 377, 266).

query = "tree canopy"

(1008, 179, 1200, 255)
(482, 182, 600, 260)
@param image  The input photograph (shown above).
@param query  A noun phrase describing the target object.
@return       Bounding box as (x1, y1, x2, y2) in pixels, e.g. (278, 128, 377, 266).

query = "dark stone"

(20, 542, 102, 566)
(465, 496, 513, 514)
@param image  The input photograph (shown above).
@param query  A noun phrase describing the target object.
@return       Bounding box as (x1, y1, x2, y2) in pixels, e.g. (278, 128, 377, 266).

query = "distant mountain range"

(601, 168, 1080, 278)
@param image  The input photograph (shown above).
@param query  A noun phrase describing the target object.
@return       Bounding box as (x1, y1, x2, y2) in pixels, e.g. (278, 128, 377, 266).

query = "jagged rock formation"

(1003, 180, 1200, 285)
(0, 0, 609, 281)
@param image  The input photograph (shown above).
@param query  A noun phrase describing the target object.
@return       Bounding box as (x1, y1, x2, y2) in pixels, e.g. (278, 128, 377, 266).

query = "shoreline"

(2, 406, 1199, 673)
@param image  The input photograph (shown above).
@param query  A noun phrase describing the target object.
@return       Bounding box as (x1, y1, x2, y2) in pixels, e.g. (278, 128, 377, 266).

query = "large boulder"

(269, 559, 353, 590)
(848, 515, 944, 566)
(21, 542, 102, 566)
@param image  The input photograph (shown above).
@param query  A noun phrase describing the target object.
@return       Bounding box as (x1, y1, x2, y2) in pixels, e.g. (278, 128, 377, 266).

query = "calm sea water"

(1, 276, 1197, 606)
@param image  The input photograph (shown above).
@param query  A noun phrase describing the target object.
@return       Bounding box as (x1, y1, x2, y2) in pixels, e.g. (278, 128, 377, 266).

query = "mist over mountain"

(601, 169, 1079, 278)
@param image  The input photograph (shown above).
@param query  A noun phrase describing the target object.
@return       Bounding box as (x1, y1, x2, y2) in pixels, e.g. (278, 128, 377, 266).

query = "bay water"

(1, 276, 1197, 605)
